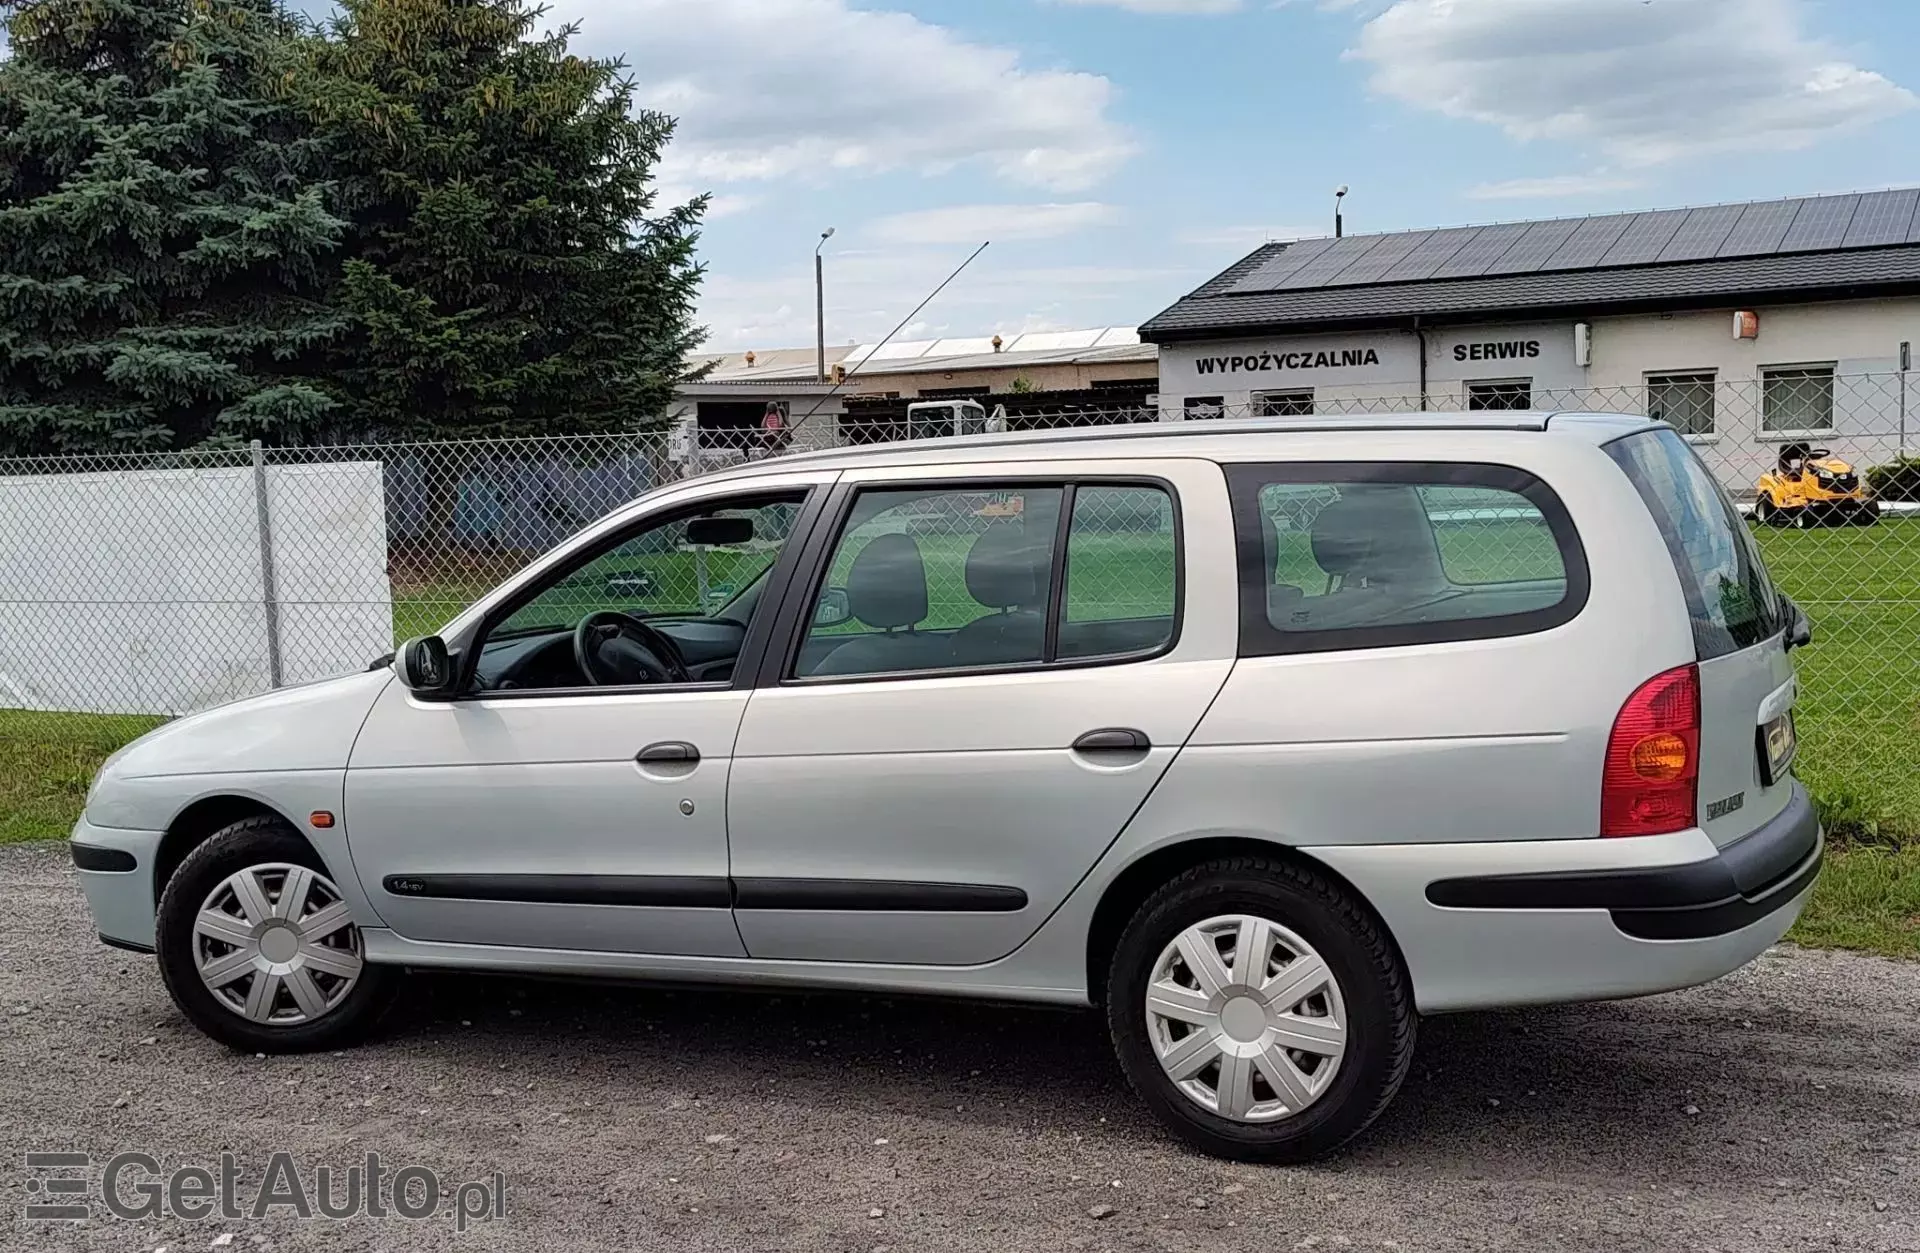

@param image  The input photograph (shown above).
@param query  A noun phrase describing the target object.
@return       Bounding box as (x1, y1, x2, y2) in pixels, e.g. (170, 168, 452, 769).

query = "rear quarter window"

(1603, 429, 1782, 659)
(1226, 462, 1590, 657)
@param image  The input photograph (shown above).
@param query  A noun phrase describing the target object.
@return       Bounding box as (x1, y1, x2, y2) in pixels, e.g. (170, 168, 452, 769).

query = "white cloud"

(1350, 0, 1915, 166)
(1466, 173, 1645, 201)
(557, 0, 1133, 193)
(1051, 0, 1244, 13)
(873, 202, 1120, 245)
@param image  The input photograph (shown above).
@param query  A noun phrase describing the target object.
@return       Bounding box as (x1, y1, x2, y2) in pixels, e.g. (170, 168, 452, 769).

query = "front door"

(727, 462, 1237, 966)
(345, 483, 823, 954)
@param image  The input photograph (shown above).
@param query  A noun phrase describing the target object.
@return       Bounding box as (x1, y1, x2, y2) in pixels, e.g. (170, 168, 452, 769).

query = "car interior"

(1264, 484, 1569, 632)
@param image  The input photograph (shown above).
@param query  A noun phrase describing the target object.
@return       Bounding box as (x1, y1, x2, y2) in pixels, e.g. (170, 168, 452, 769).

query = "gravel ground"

(3, 842, 1917, 1252)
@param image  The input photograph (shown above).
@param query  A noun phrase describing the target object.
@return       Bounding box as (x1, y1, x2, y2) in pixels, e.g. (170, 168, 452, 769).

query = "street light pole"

(815, 227, 835, 384)
(1334, 185, 1348, 239)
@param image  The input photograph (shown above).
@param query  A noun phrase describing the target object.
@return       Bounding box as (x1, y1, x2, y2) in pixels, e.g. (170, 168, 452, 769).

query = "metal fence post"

(251, 439, 284, 689)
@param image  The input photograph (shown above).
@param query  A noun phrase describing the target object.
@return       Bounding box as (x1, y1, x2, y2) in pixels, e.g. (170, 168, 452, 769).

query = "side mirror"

(394, 635, 455, 694)
(1781, 593, 1812, 651)
(813, 586, 853, 629)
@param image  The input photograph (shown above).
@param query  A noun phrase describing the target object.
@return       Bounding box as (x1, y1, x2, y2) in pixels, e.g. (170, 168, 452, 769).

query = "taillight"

(1601, 664, 1700, 837)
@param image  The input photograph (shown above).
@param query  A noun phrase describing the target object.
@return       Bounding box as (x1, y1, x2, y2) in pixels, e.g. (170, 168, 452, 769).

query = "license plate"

(1759, 711, 1797, 785)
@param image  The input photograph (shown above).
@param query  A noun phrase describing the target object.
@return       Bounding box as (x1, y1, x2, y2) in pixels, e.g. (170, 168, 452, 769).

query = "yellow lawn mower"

(1755, 443, 1881, 528)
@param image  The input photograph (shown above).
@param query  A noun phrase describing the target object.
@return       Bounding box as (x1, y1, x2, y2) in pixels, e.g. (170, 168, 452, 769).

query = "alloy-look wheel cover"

(1144, 914, 1348, 1123)
(192, 863, 364, 1026)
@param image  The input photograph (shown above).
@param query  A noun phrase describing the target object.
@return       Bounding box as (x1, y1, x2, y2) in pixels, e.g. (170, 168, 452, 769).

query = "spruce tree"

(294, 0, 708, 439)
(0, 0, 347, 455)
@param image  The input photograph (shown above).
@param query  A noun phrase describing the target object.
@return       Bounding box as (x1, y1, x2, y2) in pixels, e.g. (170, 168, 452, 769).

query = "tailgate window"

(1605, 429, 1781, 659)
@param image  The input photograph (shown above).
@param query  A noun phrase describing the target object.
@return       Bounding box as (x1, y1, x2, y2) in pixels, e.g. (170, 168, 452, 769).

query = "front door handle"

(1072, 728, 1151, 754)
(637, 741, 700, 765)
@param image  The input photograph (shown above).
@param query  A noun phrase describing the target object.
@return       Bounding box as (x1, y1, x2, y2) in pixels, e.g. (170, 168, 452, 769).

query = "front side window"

(1647, 371, 1717, 436)
(793, 481, 1180, 679)
(1466, 379, 1533, 411)
(1227, 464, 1585, 656)
(1762, 364, 1836, 433)
(471, 494, 804, 691)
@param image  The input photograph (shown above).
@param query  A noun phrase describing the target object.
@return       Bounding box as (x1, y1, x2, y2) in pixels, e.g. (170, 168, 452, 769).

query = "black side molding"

(733, 879, 1029, 913)
(99, 934, 155, 955)
(381, 874, 1030, 914)
(72, 843, 138, 873)
(382, 874, 731, 909)
(1427, 783, 1822, 941)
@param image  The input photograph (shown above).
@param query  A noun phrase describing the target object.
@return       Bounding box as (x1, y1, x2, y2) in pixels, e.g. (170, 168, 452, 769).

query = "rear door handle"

(637, 741, 700, 765)
(1072, 728, 1151, 753)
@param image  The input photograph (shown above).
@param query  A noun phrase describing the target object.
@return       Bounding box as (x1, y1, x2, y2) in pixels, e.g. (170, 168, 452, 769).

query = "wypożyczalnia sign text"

(1191, 347, 1384, 376)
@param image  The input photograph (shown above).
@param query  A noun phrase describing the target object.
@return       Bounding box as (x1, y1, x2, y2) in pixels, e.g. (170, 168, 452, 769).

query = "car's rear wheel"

(1105, 856, 1414, 1162)
(156, 816, 399, 1053)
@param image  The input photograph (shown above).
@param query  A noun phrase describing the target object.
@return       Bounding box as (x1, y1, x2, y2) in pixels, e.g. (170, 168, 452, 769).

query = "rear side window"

(1604, 428, 1782, 659)
(1227, 463, 1589, 656)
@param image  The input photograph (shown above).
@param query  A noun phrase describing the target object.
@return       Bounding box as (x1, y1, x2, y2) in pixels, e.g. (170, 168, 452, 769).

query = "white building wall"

(1154, 296, 1920, 485)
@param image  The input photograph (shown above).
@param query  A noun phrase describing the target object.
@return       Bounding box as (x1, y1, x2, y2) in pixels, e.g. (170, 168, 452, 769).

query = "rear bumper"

(1306, 788, 1822, 1014)
(1427, 783, 1822, 940)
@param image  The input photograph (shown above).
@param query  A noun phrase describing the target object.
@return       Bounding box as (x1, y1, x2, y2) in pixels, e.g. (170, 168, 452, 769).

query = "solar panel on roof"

(1320, 231, 1436, 286)
(1426, 221, 1534, 278)
(1600, 210, 1688, 266)
(1843, 188, 1919, 247)
(1373, 227, 1481, 283)
(1225, 237, 1339, 294)
(1779, 195, 1860, 251)
(1484, 218, 1582, 274)
(1275, 235, 1386, 288)
(1716, 200, 1805, 257)
(1542, 213, 1634, 270)
(1657, 203, 1745, 262)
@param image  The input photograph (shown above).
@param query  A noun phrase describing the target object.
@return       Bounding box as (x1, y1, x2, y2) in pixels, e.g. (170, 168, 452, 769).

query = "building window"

(1252, 389, 1314, 417)
(1646, 371, 1717, 436)
(1465, 379, 1533, 411)
(1762, 364, 1836, 434)
(1184, 396, 1225, 420)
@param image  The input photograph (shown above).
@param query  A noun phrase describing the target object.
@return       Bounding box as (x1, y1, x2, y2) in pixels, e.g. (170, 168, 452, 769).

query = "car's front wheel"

(1105, 856, 1415, 1162)
(156, 816, 399, 1053)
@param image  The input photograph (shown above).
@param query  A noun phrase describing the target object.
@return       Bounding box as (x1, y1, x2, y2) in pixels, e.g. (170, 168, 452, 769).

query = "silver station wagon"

(73, 414, 1822, 1161)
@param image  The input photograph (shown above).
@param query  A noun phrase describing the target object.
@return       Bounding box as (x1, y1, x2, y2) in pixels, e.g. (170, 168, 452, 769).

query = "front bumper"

(1308, 786, 1823, 1014)
(70, 818, 165, 953)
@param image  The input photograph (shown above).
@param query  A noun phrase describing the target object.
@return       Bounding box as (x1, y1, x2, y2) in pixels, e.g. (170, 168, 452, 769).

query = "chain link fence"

(4, 373, 1917, 840)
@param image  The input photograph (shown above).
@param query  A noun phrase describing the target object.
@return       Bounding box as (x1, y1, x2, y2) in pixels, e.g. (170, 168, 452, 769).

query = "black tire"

(1754, 497, 1775, 526)
(1105, 856, 1415, 1162)
(156, 816, 400, 1053)
(1855, 505, 1881, 526)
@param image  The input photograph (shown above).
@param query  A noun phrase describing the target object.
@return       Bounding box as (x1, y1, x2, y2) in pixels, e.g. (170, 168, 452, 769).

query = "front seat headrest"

(965, 524, 1047, 610)
(845, 532, 929, 629)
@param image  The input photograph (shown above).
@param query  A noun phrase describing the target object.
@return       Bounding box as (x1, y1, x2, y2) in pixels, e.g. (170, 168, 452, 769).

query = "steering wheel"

(572, 611, 692, 686)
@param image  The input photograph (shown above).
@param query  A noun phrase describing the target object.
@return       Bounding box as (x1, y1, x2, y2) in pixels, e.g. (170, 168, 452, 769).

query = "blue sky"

(543, 0, 1913, 351)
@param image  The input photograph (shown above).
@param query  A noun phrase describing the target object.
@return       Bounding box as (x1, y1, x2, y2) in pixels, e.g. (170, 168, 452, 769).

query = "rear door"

(724, 458, 1238, 966)
(1605, 429, 1797, 843)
